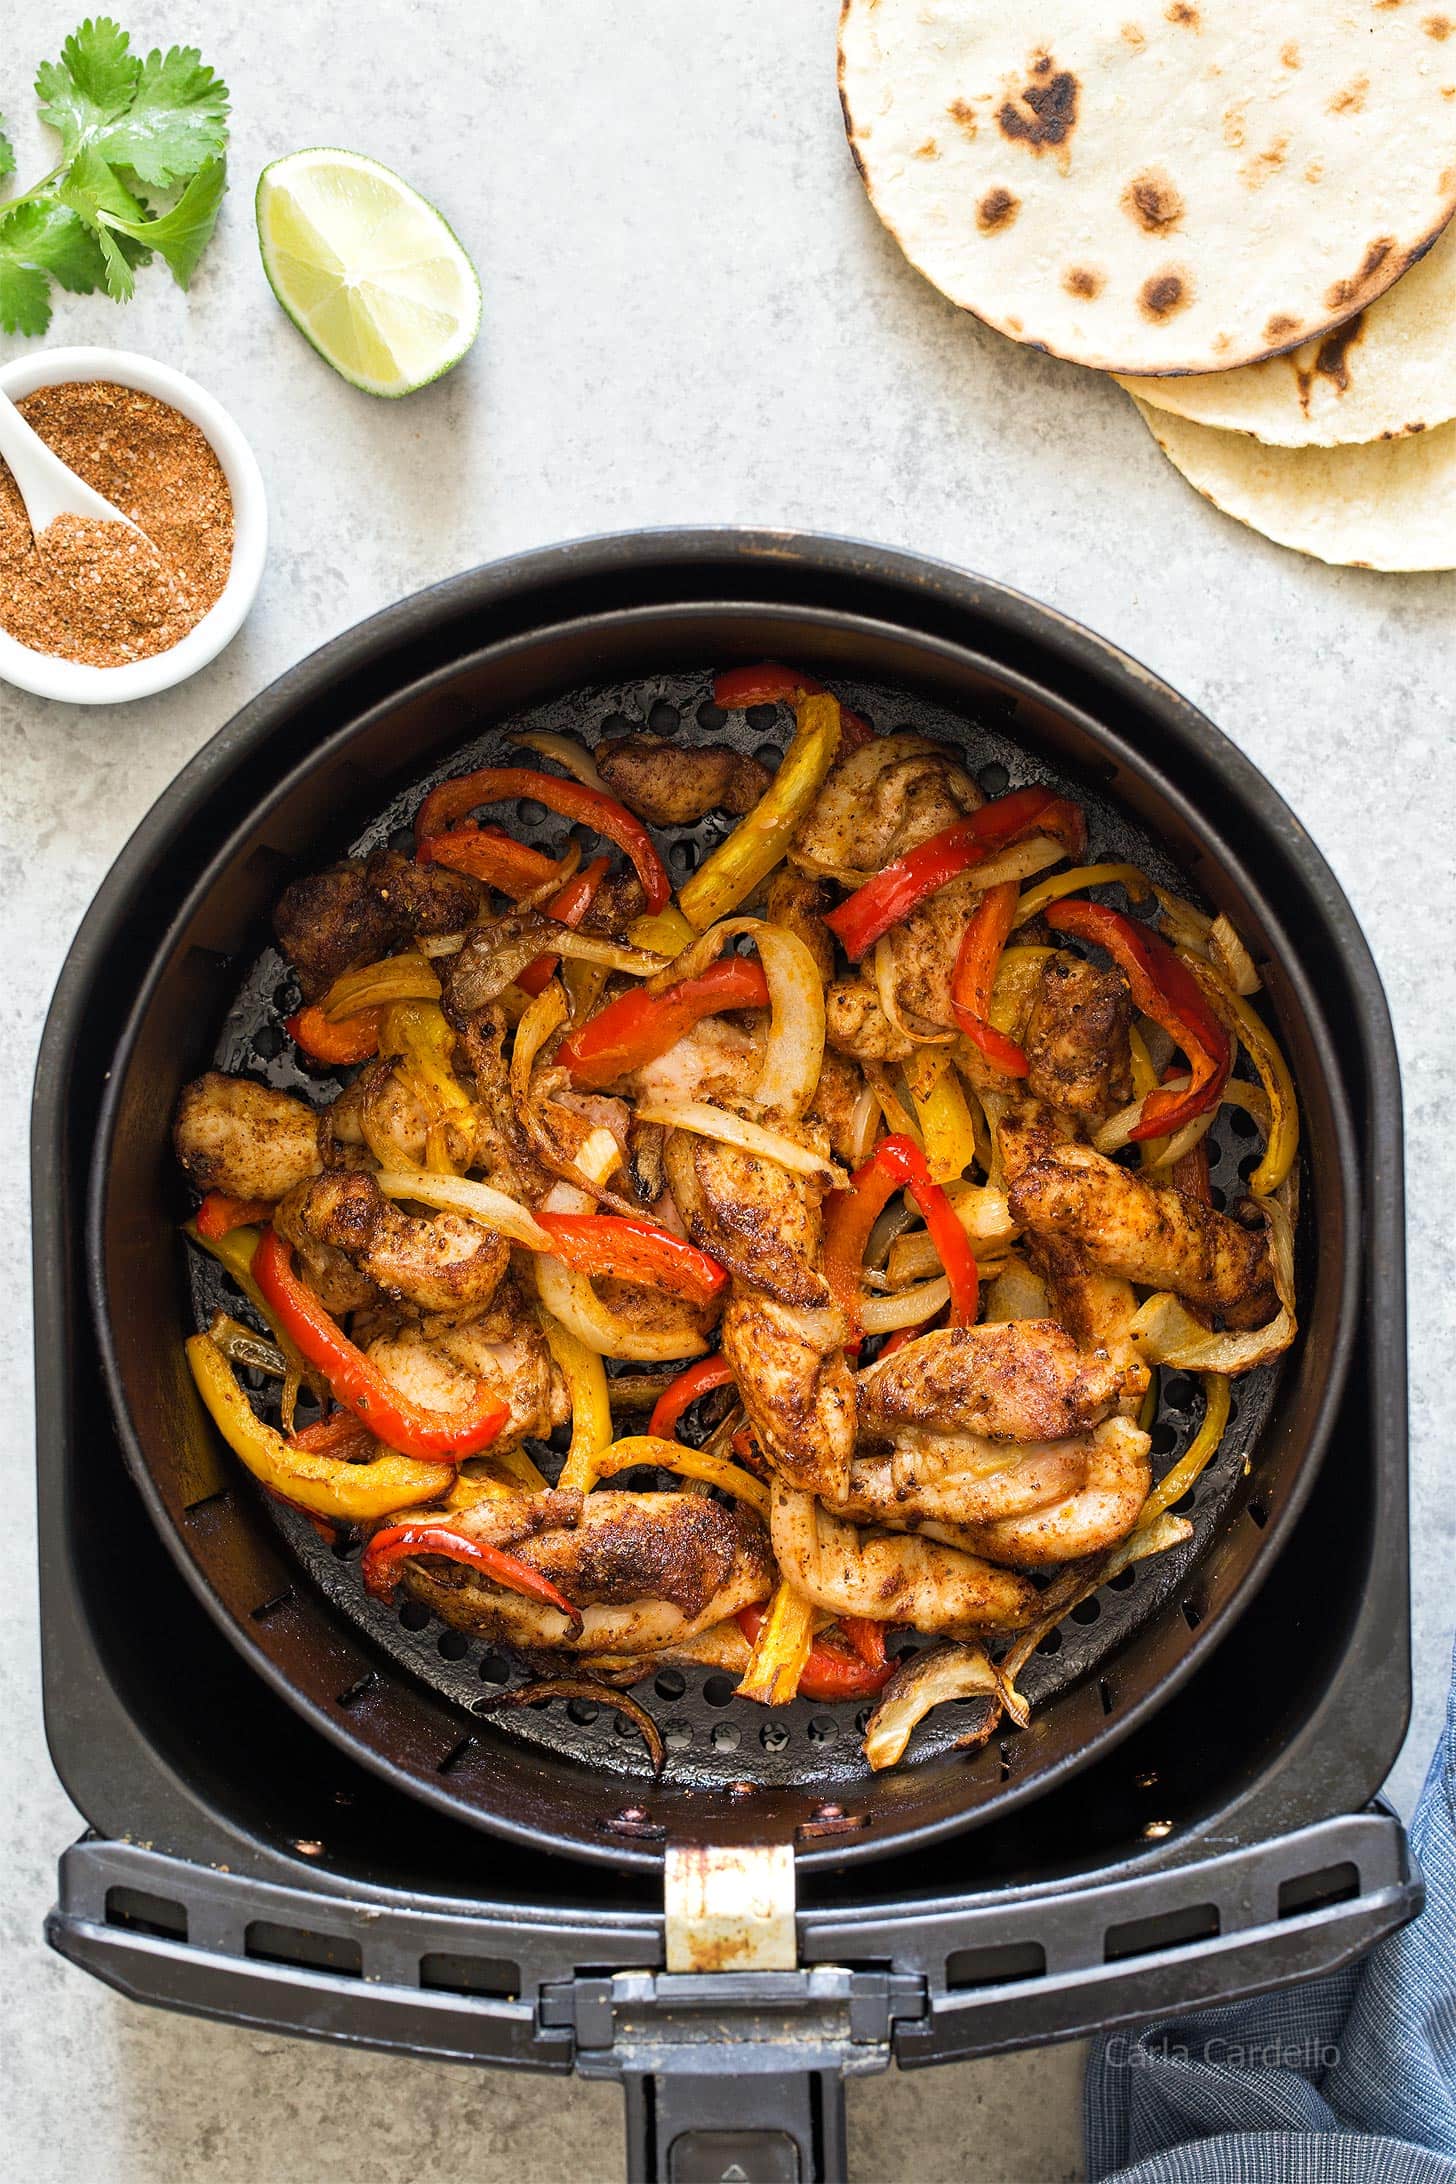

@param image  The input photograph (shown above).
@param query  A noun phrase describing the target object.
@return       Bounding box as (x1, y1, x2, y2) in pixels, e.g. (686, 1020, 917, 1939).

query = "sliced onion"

(418, 931, 466, 959)
(374, 1168, 552, 1252)
(874, 935, 956, 1047)
(1129, 1195, 1296, 1375)
(636, 1100, 843, 1188)
(477, 1677, 664, 1774)
(846, 1084, 880, 1164)
(886, 1186, 1016, 1283)
(864, 1642, 1000, 1770)
(450, 913, 666, 1013)
(859, 1276, 950, 1334)
(1210, 913, 1261, 996)
(322, 950, 441, 1019)
(1140, 1104, 1217, 1178)
(1152, 884, 1213, 954)
(982, 1255, 1050, 1324)
(511, 731, 609, 793)
(963, 833, 1067, 894)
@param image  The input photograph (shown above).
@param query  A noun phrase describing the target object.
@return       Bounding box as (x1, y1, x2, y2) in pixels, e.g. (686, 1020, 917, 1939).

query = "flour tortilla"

(1118, 217, 1456, 443)
(838, 0, 1456, 377)
(1132, 398, 1456, 568)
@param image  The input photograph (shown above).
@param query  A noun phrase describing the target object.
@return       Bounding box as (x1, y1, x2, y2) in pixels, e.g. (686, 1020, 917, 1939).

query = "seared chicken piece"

(825, 977, 917, 1064)
(995, 1095, 1077, 1186)
(877, 869, 986, 1033)
(277, 1170, 508, 1320)
(596, 736, 771, 826)
(1030, 1236, 1149, 1417)
(365, 1282, 568, 1451)
(1009, 1139, 1278, 1329)
(858, 1321, 1132, 1445)
(391, 1488, 773, 1652)
(1024, 953, 1134, 1127)
(791, 734, 983, 885)
(174, 1073, 322, 1202)
(447, 1003, 555, 1201)
(591, 1273, 723, 1354)
(940, 1417, 1152, 1569)
(664, 1127, 830, 1310)
(274, 850, 481, 1002)
(807, 1047, 872, 1166)
(722, 1292, 856, 1500)
(323, 1054, 475, 1175)
(830, 1432, 1091, 1529)
(765, 870, 837, 984)
(771, 1484, 1035, 1631)
(579, 868, 647, 939)
(631, 1014, 762, 1107)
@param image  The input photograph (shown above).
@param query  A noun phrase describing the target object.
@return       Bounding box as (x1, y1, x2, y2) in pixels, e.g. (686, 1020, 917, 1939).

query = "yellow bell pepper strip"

(186, 1333, 454, 1521)
(677, 691, 844, 931)
(285, 1004, 382, 1065)
(825, 787, 1087, 963)
(250, 1227, 508, 1460)
(185, 1219, 324, 1412)
(555, 956, 770, 1088)
(737, 1596, 896, 1703)
(711, 663, 877, 752)
(648, 1356, 737, 1441)
(901, 1052, 978, 1182)
(412, 766, 670, 913)
(1044, 901, 1231, 1143)
(1181, 955, 1299, 1196)
(361, 1522, 583, 1629)
(195, 1190, 274, 1240)
(1138, 1374, 1231, 1528)
(950, 880, 1029, 1078)
(1013, 861, 1153, 926)
(534, 1211, 728, 1306)
(318, 951, 442, 1020)
(824, 1133, 979, 1343)
(588, 1434, 771, 1520)
(629, 903, 697, 959)
(378, 998, 477, 1171)
(537, 1308, 613, 1492)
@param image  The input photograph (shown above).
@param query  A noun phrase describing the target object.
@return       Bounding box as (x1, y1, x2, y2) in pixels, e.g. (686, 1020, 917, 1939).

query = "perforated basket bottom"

(194, 668, 1283, 1789)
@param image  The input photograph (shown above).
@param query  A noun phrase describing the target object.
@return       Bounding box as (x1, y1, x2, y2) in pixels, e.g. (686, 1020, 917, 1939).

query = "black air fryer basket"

(36, 532, 1416, 2183)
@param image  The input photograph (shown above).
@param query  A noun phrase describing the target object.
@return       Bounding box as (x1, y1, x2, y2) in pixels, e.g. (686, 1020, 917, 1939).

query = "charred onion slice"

(863, 1642, 1002, 1770)
(476, 1678, 665, 1775)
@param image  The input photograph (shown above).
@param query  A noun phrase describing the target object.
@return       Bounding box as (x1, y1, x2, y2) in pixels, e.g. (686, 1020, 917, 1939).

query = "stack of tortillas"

(838, 0, 1456, 569)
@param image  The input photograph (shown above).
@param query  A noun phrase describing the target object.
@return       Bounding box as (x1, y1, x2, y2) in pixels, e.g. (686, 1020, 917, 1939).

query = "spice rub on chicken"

(176, 665, 1301, 1772)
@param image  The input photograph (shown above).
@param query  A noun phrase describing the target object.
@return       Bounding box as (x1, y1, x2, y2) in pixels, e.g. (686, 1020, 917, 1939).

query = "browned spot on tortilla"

(1140, 269, 1192, 320)
(1280, 41, 1301, 65)
(1326, 236, 1395, 310)
(1312, 312, 1365, 394)
(1165, 1, 1200, 22)
(1122, 21, 1147, 45)
(1328, 76, 1370, 114)
(1212, 331, 1231, 353)
(977, 186, 1020, 233)
(1305, 158, 1325, 182)
(1425, 12, 1453, 34)
(914, 138, 940, 158)
(948, 97, 979, 138)
(1444, 83, 1456, 96)
(1222, 106, 1246, 149)
(1241, 136, 1290, 190)
(997, 53, 1079, 152)
(1062, 265, 1104, 298)
(1265, 313, 1299, 341)
(1122, 168, 1184, 232)
(1006, 315, 1024, 334)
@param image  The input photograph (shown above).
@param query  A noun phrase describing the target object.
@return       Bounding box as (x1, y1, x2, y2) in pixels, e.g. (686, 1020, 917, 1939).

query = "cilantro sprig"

(0, 17, 229, 337)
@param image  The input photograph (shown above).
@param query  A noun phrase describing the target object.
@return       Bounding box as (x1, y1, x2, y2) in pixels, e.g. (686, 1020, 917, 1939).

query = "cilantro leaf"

(0, 199, 107, 334)
(62, 144, 149, 298)
(34, 18, 140, 159)
(97, 45, 228, 188)
(99, 154, 225, 287)
(0, 115, 15, 182)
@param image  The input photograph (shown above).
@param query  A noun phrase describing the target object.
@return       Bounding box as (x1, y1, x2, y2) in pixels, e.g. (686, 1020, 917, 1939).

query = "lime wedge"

(256, 149, 481, 398)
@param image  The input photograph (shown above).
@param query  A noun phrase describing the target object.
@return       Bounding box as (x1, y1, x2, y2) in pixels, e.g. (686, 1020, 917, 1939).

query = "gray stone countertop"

(3, 5, 1449, 2178)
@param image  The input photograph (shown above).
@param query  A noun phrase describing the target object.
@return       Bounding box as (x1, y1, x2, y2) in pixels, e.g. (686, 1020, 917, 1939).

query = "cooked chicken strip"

(446, 1002, 555, 1200)
(807, 1047, 872, 1166)
(765, 869, 837, 984)
(1024, 952, 1133, 1127)
(277, 1169, 508, 1320)
(857, 1321, 1132, 1445)
(1030, 1235, 1150, 1418)
(1009, 1139, 1278, 1329)
(174, 1073, 323, 1202)
(878, 869, 986, 1032)
(792, 734, 984, 885)
(365, 1283, 568, 1452)
(579, 868, 647, 939)
(632, 1014, 761, 1108)
(829, 1431, 1090, 1529)
(391, 1488, 773, 1652)
(994, 1096, 1076, 1187)
(825, 977, 917, 1063)
(664, 1127, 830, 1310)
(722, 1291, 856, 1501)
(940, 1418, 1152, 1569)
(771, 1483, 1036, 1631)
(596, 736, 771, 826)
(274, 850, 481, 1002)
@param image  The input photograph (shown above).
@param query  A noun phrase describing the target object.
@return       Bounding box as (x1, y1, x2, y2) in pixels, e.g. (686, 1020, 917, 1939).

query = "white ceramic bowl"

(0, 346, 267, 705)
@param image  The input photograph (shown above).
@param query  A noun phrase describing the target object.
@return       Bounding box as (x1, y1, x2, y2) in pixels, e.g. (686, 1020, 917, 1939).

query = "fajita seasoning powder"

(0, 381, 234, 667)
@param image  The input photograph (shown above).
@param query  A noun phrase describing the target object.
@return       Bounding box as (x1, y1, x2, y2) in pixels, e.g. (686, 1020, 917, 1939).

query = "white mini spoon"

(0, 384, 150, 543)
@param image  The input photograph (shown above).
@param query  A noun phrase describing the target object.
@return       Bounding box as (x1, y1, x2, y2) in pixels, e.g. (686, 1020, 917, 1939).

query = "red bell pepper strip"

(736, 1605, 896, 1702)
(838, 1616, 890, 1672)
(195, 1190, 276, 1240)
(648, 1355, 737, 1440)
(555, 955, 770, 1089)
(712, 662, 875, 752)
(517, 855, 610, 997)
(876, 1305, 947, 1361)
(251, 1228, 508, 1460)
(534, 1212, 728, 1305)
(1044, 901, 1232, 1142)
(263, 1484, 338, 1546)
(362, 1522, 583, 1630)
(288, 1410, 378, 1460)
(949, 880, 1029, 1078)
(286, 1003, 382, 1065)
(416, 822, 564, 896)
(825, 787, 1087, 963)
(413, 767, 670, 912)
(823, 1133, 979, 1341)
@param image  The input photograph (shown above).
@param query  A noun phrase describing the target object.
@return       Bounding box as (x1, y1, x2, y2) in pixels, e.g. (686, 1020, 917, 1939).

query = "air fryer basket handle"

(621, 2067, 846, 2184)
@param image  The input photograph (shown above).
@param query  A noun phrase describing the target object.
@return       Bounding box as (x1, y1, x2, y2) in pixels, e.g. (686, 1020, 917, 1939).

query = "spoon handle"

(0, 386, 146, 539)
